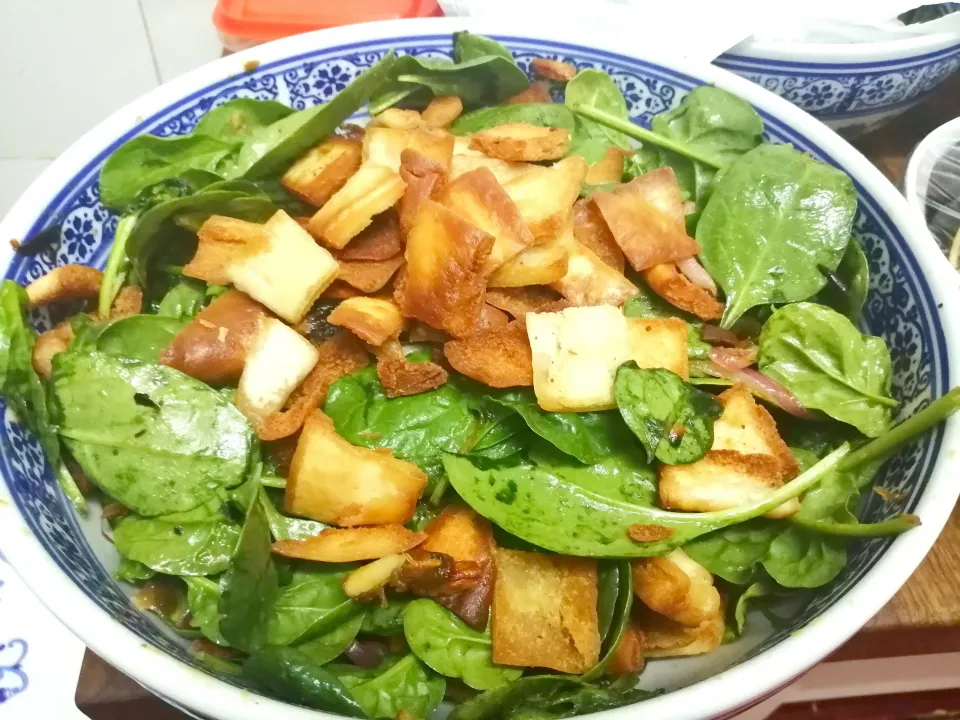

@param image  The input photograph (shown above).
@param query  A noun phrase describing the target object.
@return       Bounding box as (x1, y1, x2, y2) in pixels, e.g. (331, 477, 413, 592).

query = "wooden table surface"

(73, 75, 960, 718)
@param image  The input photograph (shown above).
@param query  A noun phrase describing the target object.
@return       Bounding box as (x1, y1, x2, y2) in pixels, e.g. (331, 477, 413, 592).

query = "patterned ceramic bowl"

(1, 16, 959, 720)
(716, 32, 960, 135)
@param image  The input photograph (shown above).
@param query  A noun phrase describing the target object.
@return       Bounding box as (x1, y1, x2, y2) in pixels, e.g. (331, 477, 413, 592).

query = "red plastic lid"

(214, 0, 442, 43)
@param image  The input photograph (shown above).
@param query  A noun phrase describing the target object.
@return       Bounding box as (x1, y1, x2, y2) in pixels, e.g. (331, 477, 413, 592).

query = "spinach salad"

(3, 32, 958, 719)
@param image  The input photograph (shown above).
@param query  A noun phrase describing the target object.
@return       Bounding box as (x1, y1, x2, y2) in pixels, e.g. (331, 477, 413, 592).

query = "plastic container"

(904, 116, 960, 270)
(214, 0, 443, 52)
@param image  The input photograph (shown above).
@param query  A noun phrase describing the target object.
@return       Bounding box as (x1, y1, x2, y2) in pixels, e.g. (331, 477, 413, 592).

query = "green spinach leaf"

(184, 576, 227, 646)
(582, 559, 632, 681)
(362, 598, 411, 636)
(193, 98, 294, 145)
(696, 145, 857, 328)
(729, 581, 775, 638)
(445, 443, 849, 557)
(99, 135, 236, 211)
(448, 674, 654, 720)
(330, 654, 446, 719)
(815, 239, 870, 323)
(156, 279, 207, 320)
(95, 315, 184, 361)
(259, 486, 327, 541)
(51, 352, 254, 516)
(115, 558, 156, 583)
(614, 364, 722, 464)
(683, 520, 780, 584)
(266, 568, 360, 647)
(244, 647, 364, 717)
(403, 599, 522, 690)
(758, 303, 895, 436)
(219, 495, 277, 653)
(450, 103, 577, 135)
(296, 613, 365, 666)
(453, 32, 515, 63)
(234, 51, 396, 178)
(485, 388, 628, 465)
(113, 506, 240, 576)
(762, 526, 847, 588)
(564, 69, 631, 163)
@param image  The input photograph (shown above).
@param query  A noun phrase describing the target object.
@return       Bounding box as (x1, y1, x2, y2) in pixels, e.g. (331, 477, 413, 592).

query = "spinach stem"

(792, 514, 920, 537)
(570, 105, 723, 169)
(260, 474, 287, 489)
(98, 212, 138, 317)
(839, 387, 960, 471)
(55, 459, 87, 514)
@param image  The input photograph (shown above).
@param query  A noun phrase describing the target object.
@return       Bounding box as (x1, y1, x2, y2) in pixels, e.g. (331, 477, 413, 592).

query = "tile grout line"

(136, 0, 164, 85)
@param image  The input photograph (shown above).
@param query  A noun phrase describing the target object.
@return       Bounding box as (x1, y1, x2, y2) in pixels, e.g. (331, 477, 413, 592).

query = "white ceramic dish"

(1, 16, 959, 720)
(904, 114, 960, 263)
(717, 31, 960, 134)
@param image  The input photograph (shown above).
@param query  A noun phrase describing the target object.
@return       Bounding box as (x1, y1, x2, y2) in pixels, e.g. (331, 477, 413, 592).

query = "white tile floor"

(0, 0, 222, 218)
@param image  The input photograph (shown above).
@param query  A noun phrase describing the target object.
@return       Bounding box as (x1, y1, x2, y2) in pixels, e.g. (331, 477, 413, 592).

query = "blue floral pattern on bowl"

(715, 42, 960, 133)
(0, 33, 949, 700)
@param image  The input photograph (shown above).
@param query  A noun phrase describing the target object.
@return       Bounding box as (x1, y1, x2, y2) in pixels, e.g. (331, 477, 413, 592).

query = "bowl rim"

(2, 15, 960, 720)
(728, 30, 960, 63)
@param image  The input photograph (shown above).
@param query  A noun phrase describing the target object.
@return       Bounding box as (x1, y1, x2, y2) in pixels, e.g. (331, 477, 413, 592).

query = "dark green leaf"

(582, 559, 633, 681)
(113, 506, 240, 576)
(98, 135, 235, 211)
(266, 568, 360, 647)
(758, 303, 895, 436)
(219, 494, 278, 653)
(564, 69, 631, 163)
(244, 647, 364, 717)
(485, 388, 628, 465)
(156, 279, 207, 320)
(115, 558, 156, 583)
(361, 598, 410, 636)
(95, 315, 185, 361)
(450, 103, 577, 135)
(330, 654, 446, 719)
(762, 526, 847, 588)
(446, 444, 848, 557)
(696, 145, 857, 327)
(194, 98, 294, 145)
(295, 613, 365, 666)
(614, 364, 722, 464)
(184, 576, 227, 646)
(814, 239, 870, 323)
(403, 599, 522, 690)
(729, 581, 775, 638)
(51, 352, 254, 516)
(453, 32, 515, 63)
(683, 520, 780, 584)
(259, 486, 327, 541)
(234, 51, 397, 178)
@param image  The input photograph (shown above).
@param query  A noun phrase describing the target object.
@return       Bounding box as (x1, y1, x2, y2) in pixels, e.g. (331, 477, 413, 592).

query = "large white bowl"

(716, 31, 960, 134)
(1, 16, 960, 720)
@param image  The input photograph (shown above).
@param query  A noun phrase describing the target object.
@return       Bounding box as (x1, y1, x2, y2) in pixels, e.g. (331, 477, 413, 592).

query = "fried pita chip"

(375, 340, 449, 397)
(334, 210, 402, 261)
(550, 230, 637, 307)
(503, 156, 586, 242)
(573, 198, 625, 273)
(422, 95, 464, 128)
(337, 255, 405, 293)
(487, 235, 569, 288)
(641, 263, 723, 321)
(396, 200, 493, 337)
(255, 332, 370, 442)
(592, 169, 700, 271)
(632, 549, 721, 628)
(637, 606, 724, 658)
(399, 149, 447, 235)
(444, 320, 533, 388)
(608, 622, 645, 674)
(32, 322, 74, 379)
(439, 167, 534, 272)
(307, 164, 407, 249)
(474, 303, 510, 333)
(492, 548, 600, 674)
(160, 289, 270, 385)
(506, 81, 553, 104)
(484, 286, 563, 318)
(273, 525, 427, 563)
(449, 153, 534, 186)
(285, 411, 427, 526)
(320, 280, 364, 300)
(109, 285, 143, 318)
(281, 136, 362, 207)
(584, 147, 629, 186)
(368, 109, 425, 130)
(25, 264, 103, 307)
(184, 215, 269, 285)
(406, 320, 449, 343)
(328, 296, 405, 346)
(363, 125, 455, 172)
(471, 123, 570, 162)
(628, 316, 689, 379)
(531, 58, 577, 81)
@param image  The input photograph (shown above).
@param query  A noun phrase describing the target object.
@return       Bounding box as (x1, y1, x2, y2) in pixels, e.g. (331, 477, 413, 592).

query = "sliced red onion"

(677, 256, 718, 296)
(701, 360, 818, 420)
(346, 639, 389, 668)
(709, 346, 758, 371)
(702, 324, 740, 346)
